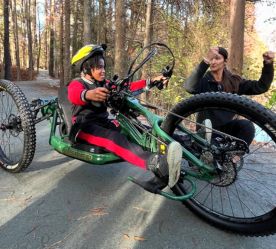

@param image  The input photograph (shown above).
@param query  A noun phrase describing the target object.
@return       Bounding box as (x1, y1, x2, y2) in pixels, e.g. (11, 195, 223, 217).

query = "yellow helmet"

(71, 44, 106, 73)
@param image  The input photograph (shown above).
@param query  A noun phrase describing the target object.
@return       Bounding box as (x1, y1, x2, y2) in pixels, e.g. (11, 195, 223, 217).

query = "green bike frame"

(41, 96, 216, 201)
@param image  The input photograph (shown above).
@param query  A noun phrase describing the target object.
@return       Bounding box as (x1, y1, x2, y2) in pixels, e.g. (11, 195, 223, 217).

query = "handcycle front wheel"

(161, 92, 276, 236)
(0, 80, 36, 172)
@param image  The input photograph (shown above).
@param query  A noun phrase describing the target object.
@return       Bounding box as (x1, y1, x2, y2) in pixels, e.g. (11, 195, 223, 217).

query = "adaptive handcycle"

(0, 43, 275, 236)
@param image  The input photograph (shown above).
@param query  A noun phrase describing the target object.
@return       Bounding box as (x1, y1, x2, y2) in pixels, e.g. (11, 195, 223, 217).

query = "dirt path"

(14, 68, 60, 88)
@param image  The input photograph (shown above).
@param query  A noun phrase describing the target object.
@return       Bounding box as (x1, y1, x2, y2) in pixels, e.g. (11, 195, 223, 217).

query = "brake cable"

(124, 91, 274, 162)
(121, 90, 247, 144)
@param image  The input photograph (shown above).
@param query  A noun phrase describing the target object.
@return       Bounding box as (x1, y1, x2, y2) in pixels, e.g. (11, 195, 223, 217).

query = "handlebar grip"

(156, 81, 164, 90)
(150, 80, 164, 90)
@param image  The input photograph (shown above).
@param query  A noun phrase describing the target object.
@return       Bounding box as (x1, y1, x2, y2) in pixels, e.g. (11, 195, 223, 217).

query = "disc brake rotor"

(199, 150, 238, 187)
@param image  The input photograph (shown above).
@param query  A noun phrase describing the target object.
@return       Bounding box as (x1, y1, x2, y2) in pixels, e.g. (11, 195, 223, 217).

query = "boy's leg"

(78, 123, 182, 187)
(78, 123, 150, 169)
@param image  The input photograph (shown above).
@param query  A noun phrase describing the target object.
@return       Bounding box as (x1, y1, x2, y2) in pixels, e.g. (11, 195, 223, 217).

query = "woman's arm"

(238, 62, 274, 95)
(184, 61, 209, 94)
(184, 47, 219, 94)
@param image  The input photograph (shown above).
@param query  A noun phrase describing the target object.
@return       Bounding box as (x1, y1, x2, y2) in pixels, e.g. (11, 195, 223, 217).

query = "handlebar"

(105, 42, 175, 110)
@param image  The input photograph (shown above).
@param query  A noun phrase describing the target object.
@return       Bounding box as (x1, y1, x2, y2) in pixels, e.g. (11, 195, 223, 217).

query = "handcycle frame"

(34, 92, 215, 201)
(30, 43, 220, 201)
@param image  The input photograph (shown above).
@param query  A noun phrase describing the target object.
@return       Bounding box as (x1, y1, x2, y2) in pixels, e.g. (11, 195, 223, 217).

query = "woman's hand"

(203, 47, 219, 65)
(263, 51, 275, 64)
(85, 87, 110, 102)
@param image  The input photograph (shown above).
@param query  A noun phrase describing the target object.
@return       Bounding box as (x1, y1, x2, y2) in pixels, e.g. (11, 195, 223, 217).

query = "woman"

(184, 47, 274, 145)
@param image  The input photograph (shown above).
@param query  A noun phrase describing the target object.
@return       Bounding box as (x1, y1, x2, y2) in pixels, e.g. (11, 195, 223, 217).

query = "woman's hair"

(217, 47, 241, 93)
(218, 47, 228, 60)
(222, 69, 241, 93)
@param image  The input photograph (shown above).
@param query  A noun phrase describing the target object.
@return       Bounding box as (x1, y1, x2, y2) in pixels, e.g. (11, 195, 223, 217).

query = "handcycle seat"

(58, 86, 72, 135)
(57, 86, 108, 154)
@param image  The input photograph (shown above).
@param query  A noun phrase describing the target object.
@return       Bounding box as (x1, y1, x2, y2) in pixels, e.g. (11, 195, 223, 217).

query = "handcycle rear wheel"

(161, 92, 276, 236)
(0, 80, 36, 172)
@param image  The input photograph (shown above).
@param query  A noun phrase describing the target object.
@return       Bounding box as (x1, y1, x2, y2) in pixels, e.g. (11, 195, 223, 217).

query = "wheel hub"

(210, 160, 237, 186)
(200, 150, 238, 187)
(7, 114, 22, 137)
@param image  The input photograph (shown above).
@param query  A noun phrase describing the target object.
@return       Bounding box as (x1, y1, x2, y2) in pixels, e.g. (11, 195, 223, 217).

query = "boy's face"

(91, 58, 105, 81)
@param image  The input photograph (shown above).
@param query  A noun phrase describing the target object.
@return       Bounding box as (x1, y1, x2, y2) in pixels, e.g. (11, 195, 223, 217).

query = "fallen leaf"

(91, 207, 108, 216)
(133, 207, 149, 212)
(91, 208, 105, 212)
(123, 234, 130, 240)
(25, 195, 32, 201)
(92, 212, 108, 216)
(77, 215, 91, 221)
(134, 236, 146, 241)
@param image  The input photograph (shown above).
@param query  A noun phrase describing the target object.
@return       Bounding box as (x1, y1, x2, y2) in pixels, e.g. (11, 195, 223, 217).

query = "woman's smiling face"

(210, 53, 226, 73)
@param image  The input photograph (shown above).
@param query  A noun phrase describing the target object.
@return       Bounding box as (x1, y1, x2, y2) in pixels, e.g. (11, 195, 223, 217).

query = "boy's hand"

(151, 75, 169, 88)
(263, 51, 275, 64)
(85, 87, 110, 102)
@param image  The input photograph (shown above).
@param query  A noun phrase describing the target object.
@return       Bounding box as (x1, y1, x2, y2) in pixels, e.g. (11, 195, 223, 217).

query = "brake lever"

(162, 65, 173, 78)
(105, 74, 119, 91)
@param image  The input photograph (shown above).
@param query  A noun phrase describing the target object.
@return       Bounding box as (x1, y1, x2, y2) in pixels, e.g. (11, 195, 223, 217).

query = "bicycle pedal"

(128, 176, 167, 194)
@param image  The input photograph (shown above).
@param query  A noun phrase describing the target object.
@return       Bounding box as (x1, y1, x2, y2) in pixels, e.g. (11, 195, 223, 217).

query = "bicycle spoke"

(233, 182, 246, 218)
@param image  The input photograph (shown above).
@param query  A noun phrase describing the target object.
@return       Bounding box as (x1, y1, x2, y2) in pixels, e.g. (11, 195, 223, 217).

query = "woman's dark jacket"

(183, 61, 274, 127)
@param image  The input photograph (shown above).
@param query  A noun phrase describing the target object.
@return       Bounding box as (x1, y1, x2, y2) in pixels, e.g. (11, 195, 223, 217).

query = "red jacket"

(68, 77, 147, 124)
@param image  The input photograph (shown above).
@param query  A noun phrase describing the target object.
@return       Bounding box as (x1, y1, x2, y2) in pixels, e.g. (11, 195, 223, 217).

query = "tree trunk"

(106, 0, 113, 44)
(59, 0, 64, 86)
(83, 0, 92, 45)
(37, 3, 42, 73)
(32, 0, 38, 71)
(114, 0, 126, 77)
(72, 0, 79, 54)
(3, 0, 12, 80)
(44, 0, 48, 69)
(48, 0, 55, 77)
(126, 0, 143, 57)
(228, 0, 245, 75)
(63, 0, 71, 84)
(143, 0, 153, 74)
(97, 0, 106, 43)
(21, 2, 27, 69)
(26, 0, 33, 79)
(11, 0, 21, 80)
(141, 0, 154, 102)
